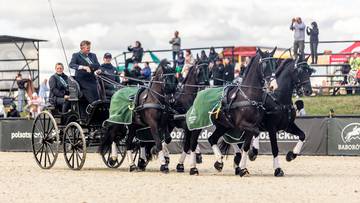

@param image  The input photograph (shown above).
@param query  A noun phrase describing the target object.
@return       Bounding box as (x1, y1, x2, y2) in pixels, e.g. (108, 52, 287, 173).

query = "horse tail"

(98, 123, 121, 155)
(218, 138, 231, 157)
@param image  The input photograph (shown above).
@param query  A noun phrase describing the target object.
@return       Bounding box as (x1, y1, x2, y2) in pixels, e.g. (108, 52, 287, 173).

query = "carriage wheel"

(31, 111, 60, 169)
(101, 140, 127, 168)
(63, 122, 86, 170)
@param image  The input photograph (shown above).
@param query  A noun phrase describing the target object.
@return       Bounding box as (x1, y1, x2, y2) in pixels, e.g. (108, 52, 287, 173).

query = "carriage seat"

(68, 77, 83, 101)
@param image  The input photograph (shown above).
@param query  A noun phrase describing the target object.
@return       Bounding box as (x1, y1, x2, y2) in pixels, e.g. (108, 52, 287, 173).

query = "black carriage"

(31, 77, 127, 170)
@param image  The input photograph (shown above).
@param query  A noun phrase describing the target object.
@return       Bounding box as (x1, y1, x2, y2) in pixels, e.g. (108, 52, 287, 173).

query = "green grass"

(297, 95, 360, 116)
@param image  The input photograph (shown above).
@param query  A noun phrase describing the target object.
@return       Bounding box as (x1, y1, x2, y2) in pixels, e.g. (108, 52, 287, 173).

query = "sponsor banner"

(328, 118, 360, 155)
(0, 119, 33, 152)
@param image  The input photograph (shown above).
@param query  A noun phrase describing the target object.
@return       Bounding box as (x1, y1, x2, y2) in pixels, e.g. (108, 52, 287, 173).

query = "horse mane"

(182, 65, 195, 84)
(275, 58, 293, 77)
(243, 54, 258, 78)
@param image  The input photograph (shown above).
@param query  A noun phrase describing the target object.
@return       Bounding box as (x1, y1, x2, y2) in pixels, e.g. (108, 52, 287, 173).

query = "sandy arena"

(0, 152, 360, 203)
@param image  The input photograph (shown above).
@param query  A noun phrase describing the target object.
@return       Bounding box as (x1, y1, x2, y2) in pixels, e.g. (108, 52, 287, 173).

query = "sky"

(0, 0, 359, 77)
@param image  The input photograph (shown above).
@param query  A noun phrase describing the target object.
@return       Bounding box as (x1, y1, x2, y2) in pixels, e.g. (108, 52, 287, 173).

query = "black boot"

(137, 158, 147, 171)
(160, 164, 169, 174)
(190, 167, 199, 175)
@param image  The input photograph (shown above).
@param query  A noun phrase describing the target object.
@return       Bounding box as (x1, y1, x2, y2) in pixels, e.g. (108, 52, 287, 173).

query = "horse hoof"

(176, 163, 185, 173)
(196, 153, 203, 164)
(214, 161, 224, 172)
(286, 151, 297, 162)
(190, 167, 199, 176)
(165, 156, 170, 165)
(150, 146, 159, 156)
(235, 167, 240, 175)
(137, 158, 147, 171)
(108, 158, 118, 167)
(160, 164, 169, 174)
(129, 164, 139, 172)
(274, 168, 284, 177)
(248, 148, 258, 161)
(239, 168, 250, 177)
(234, 153, 241, 166)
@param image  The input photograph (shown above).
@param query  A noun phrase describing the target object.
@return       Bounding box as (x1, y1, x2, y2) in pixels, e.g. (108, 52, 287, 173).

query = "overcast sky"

(1, 0, 360, 76)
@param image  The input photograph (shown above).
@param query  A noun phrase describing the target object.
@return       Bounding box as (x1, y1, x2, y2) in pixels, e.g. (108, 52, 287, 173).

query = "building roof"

(0, 35, 47, 43)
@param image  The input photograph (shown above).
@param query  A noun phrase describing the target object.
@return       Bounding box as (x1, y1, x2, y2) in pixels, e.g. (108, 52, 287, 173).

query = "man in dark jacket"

(125, 41, 144, 69)
(99, 53, 120, 99)
(208, 47, 219, 63)
(210, 58, 224, 86)
(69, 40, 100, 104)
(49, 62, 70, 113)
(223, 58, 235, 84)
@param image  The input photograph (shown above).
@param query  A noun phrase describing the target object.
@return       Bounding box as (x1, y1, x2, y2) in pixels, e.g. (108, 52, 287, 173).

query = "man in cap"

(99, 53, 120, 99)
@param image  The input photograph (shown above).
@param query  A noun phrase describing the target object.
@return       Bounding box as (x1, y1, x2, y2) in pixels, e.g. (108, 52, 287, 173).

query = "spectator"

(175, 51, 185, 80)
(295, 100, 306, 116)
(141, 62, 152, 80)
(99, 53, 120, 99)
(240, 60, 247, 78)
(341, 58, 351, 85)
(125, 41, 144, 69)
(38, 79, 49, 103)
(124, 62, 142, 85)
(349, 52, 360, 84)
(7, 103, 20, 118)
(49, 62, 70, 113)
(306, 21, 319, 64)
(210, 58, 224, 86)
(208, 47, 219, 63)
(15, 73, 31, 113)
(182, 49, 194, 78)
(26, 92, 42, 118)
(200, 50, 209, 63)
(169, 31, 181, 67)
(223, 58, 235, 84)
(290, 17, 306, 60)
(234, 69, 242, 84)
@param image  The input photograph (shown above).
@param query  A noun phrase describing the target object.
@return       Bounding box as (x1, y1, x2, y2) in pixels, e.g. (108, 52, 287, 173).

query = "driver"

(69, 40, 100, 104)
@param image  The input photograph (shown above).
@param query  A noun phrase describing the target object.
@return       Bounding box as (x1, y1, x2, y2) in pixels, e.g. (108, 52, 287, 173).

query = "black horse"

(186, 48, 277, 175)
(244, 57, 314, 176)
(99, 59, 178, 173)
(135, 61, 210, 171)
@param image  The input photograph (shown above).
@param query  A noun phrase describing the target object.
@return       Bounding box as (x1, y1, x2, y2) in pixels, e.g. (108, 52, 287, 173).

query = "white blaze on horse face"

(126, 150, 134, 166)
(293, 140, 304, 154)
(273, 156, 280, 169)
(212, 145, 223, 163)
(240, 150, 248, 170)
(111, 142, 118, 160)
(270, 79, 278, 91)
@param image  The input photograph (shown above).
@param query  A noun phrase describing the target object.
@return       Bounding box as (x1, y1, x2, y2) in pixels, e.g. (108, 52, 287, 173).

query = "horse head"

(293, 55, 314, 96)
(157, 59, 178, 95)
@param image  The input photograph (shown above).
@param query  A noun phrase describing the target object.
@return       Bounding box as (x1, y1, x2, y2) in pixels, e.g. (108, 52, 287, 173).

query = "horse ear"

(257, 48, 265, 57)
(270, 46, 277, 56)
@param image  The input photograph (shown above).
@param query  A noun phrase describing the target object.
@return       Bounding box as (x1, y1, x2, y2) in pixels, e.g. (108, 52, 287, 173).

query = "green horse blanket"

(107, 87, 139, 124)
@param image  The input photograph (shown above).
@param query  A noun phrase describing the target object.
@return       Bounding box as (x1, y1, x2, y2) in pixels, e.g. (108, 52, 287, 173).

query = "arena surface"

(1, 152, 360, 203)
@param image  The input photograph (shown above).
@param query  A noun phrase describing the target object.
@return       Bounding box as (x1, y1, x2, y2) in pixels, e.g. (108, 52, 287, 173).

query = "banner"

(327, 118, 360, 155)
(0, 119, 33, 152)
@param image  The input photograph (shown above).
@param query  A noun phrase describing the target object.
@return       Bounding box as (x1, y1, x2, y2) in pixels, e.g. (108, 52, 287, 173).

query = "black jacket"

(223, 63, 235, 83)
(208, 52, 219, 62)
(100, 63, 120, 98)
(49, 73, 69, 105)
(211, 64, 224, 85)
(128, 46, 144, 63)
(306, 27, 319, 43)
(69, 52, 100, 81)
(124, 66, 142, 85)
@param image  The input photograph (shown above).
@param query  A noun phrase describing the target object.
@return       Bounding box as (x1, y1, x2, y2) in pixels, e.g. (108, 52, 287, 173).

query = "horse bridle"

(292, 61, 312, 90)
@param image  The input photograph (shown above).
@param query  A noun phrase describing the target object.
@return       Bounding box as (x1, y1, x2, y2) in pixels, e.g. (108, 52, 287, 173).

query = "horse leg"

(239, 132, 253, 177)
(125, 125, 138, 172)
(286, 122, 306, 162)
(208, 127, 229, 172)
(248, 135, 260, 161)
(195, 144, 203, 164)
(148, 121, 169, 173)
(189, 129, 201, 175)
(137, 142, 148, 171)
(269, 130, 284, 177)
(177, 128, 191, 173)
(232, 143, 242, 175)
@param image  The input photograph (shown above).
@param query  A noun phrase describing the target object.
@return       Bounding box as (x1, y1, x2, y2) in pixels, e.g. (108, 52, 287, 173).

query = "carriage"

(31, 76, 129, 170)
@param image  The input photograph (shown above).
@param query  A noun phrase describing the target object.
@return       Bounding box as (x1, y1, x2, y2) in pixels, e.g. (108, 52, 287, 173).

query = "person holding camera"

(125, 41, 144, 69)
(290, 17, 306, 60)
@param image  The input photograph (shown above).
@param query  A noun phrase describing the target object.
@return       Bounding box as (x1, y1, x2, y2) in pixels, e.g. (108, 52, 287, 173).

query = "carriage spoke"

(46, 143, 55, 159)
(35, 123, 45, 139)
(71, 149, 75, 167)
(46, 148, 52, 166)
(39, 145, 45, 164)
(35, 144, 44, 157)
(46, 115, 51, 135)
(44, 145, 48, 168)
